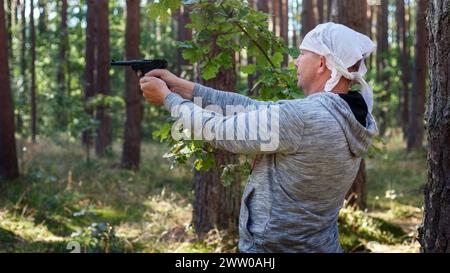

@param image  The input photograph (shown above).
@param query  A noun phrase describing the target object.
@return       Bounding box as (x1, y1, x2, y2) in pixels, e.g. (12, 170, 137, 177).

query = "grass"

(0, 131, 426, 253)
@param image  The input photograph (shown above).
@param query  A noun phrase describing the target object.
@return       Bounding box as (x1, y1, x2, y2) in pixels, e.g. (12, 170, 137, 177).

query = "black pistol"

(110, 59, 168, 78)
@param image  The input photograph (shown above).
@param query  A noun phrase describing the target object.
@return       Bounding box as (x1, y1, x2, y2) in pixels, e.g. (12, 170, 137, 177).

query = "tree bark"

(301, 0, 316, 39)
(317, 0, 324, 23)
(56, 0, 68, 128)
(331, 0, 369, 210)
(407, 0, 428, 151)
(122, 0, 142, 169)
(396, 0, 410, 139)
(418, 0, 450, 253)
(280, 0, 289, 65)
(193, 35, 241, 234)
(0, 0, 19, 179)
(17, 0, 26, 134)
(376, 0, 389, 136)
(30, 0, 36, 142)
(82, 0, 97, 148)
(95, 0, 112, 156)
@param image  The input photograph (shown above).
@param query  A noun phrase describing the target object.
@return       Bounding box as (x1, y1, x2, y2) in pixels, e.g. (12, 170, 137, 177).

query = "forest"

(0, 0, 448, 253)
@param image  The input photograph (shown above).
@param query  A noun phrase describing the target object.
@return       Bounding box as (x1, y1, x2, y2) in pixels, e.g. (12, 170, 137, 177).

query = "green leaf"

(241, 64, 256, 74)
(272, 52, 283, 67)
(201, 61, 220, 80)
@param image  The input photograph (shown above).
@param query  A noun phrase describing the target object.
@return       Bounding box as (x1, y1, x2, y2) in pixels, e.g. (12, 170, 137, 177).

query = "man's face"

(295, 50, 320, 92)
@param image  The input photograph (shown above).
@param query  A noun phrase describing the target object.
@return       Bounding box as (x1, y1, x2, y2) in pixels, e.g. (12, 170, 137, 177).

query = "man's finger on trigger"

(145, 69, 164, 77)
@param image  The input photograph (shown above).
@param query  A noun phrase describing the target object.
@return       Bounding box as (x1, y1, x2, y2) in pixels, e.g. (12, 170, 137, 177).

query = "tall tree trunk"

(6, 0, 11, 59)
(0, 0, 19, 179)
(56, 0, 67, 128)
(175, 5, 191, 76)
(122, 0, 141, 169)
(17, 0, 25, 134)
(247, 0, 255, 92)
(193, 35, 241, 234)
(317, 0, 324, 23)
(326, 0, 332, 21)
(396, 0, 410, 139)
(301, 0, 316, 39)
(95, 0, 112, 157)
(331, 0, 369, 210)
(418, 0, 449, 253)
(407, 0, 428, 151)
(82, 0, 97, 151)
(376, 0, 389, 136)
(30, 0, 36, 142)
(272, 0, 279, 35)
(280, 0, 289, 65)
(37, 0, 46, 34)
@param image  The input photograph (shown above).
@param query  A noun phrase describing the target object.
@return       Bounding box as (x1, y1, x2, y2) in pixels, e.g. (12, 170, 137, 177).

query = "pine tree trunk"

(332, 0, 369, 210)
(18, 0, 26, 134)
(396, 0, 410, 139)
(56, 0, 68, 128)
(280, 0, 289, 65)
(418, 0, 450, 253)
(30, 0, 36, 142)
(376, 0, 389, 136)
(193, 35, 241, 234)
(122, 0, 142, 169)
(0, 0, 19, 179)
(95, 0, 112, 157)
(407, 0, 427, 151)
(301, 0, 316, 39)
(247, 0, 255, 92)
(317, 0, 324, 23)
(82, 0, 97, 149)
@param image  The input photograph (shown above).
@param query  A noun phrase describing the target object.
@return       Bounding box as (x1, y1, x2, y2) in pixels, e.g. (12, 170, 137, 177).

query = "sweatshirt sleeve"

(164, 92, 305, 155)
(191, 83, 278, 112)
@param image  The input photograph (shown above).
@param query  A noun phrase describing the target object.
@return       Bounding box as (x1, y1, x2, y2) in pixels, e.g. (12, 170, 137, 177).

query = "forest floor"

(0, 131, 426, 253)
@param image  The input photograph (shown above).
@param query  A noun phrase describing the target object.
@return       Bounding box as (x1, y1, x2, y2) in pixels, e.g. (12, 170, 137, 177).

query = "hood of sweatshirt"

(313, 91, 378, 157)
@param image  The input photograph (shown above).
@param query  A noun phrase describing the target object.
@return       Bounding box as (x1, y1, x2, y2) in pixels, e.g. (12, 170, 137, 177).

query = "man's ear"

(318, 56, 327, 73)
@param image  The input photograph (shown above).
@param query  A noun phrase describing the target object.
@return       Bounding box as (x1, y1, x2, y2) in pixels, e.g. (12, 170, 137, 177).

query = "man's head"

(295, 50, 361, 96)
(296, 23, 376, 112)
(295, 50, 331, 95)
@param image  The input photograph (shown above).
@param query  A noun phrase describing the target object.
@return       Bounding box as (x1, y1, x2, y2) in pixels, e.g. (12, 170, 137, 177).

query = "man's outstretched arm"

(145, 69, 274, 112)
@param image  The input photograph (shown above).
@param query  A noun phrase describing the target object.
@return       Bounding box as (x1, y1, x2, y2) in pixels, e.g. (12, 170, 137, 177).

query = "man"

(139, 23, 378, 252)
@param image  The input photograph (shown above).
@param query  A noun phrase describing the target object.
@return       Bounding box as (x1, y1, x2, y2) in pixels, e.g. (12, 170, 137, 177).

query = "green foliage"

(151, 0, 301, 180)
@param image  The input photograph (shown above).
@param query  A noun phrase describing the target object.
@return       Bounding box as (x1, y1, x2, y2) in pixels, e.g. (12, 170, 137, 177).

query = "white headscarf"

(299, 22, 376, 113)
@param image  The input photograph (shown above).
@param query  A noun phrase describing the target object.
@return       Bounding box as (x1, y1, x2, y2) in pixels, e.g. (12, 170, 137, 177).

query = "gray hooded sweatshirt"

(163, 83, 378, 253)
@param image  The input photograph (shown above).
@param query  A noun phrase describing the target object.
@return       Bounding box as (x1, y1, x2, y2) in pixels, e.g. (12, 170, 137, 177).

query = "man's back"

(239, 91, 377, 253)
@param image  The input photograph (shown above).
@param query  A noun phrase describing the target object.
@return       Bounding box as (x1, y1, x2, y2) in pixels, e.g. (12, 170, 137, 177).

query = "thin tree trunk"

(407, 0, 428, 151)
(317, 0, 324, 23)
(17, 0, 25, 134)
(95, 0, 112, 156)
(396, 0, 410, 139)
(272, 0, 279, 35)
(418, 0, 449, 253)
(82, 0, 97, 149)
(247, 0, 255, 92)
(280, 0, 289, 65)
(376, 0, 389, 136)
(122, 0, 141, 169)
(30, 0, 36, 142)
(6, 0, 11, 59)
(37, 0, 46, 34)
(0, 0, 19, 179)
(301, 0, 316, 39)
(56, 0, 68, 128)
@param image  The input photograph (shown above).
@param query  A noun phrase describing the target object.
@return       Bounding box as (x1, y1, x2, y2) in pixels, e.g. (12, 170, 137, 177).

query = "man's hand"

(140, 76, 171, 106)
(145, 69, 195, 100)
